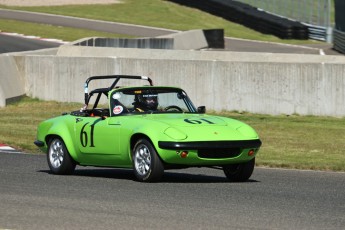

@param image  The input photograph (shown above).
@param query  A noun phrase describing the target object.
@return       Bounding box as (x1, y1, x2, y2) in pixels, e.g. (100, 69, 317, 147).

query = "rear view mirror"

(197, 106, 206, 114)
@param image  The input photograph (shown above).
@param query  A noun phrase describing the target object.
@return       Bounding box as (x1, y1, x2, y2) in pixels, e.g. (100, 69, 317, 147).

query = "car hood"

(143, 114, 259, 141)
(147, 114, 228, 127)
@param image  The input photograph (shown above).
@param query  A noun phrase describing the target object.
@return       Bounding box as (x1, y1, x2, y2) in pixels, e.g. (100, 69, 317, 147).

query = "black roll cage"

(82, 75, 153, 110)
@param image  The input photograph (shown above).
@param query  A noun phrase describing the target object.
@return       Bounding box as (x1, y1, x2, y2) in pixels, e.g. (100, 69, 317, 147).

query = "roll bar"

(82, 75, 153, 110)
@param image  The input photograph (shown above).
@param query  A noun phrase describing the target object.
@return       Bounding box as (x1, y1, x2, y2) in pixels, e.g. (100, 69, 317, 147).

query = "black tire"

(132, 138, 164, 182)
(47, 137, 76, 175)
(223, 158, 255, 182)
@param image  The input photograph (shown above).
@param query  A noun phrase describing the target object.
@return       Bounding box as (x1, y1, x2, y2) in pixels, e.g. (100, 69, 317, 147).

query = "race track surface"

(0, 152, 344, 229)
(0, 33, 61, 53)
(0, 8, 341, 55)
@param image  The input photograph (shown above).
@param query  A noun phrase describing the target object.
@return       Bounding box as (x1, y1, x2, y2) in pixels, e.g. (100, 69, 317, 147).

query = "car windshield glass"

(109, 87, 197, 116)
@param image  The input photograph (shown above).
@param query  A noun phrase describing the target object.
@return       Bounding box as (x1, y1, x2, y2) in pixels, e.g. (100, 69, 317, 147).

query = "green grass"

(0, 97, 83, 151)
(0, 0, 322, 45)
(1, 97, 344, 172)
(214, 111, 345, 171)
(0, 19, 134, 41)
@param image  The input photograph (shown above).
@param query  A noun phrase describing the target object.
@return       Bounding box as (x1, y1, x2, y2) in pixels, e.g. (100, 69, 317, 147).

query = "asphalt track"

(0, 151, 344, 229)
(0, 8, 341, 55)
(0, 33, 61, 53)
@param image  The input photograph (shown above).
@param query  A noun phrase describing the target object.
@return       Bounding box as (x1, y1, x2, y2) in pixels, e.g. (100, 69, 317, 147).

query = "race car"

(34, 75, 261, 182)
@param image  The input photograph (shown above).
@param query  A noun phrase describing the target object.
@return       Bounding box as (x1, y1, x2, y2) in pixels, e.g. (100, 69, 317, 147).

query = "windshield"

(109, 87, 197, 116)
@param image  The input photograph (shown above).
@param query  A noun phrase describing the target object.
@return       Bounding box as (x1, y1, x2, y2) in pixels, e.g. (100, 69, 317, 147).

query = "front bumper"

(158, 139, 262, 150)
(34, 140, 45, 147)
(157, 139, 262, 165)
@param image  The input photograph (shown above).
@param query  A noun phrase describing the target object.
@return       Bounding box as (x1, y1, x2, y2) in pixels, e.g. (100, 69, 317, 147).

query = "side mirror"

(197, 106, 206, 114)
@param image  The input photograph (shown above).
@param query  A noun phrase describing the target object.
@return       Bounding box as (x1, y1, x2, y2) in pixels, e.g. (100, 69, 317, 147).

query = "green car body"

(35, 75, 261, 182)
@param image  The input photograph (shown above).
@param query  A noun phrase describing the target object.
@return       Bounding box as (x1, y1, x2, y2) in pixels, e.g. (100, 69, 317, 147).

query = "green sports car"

(34, 75, 261, 182)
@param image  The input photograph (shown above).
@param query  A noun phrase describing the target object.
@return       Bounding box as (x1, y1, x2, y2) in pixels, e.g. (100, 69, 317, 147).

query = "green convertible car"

(34, 75, 261, 182)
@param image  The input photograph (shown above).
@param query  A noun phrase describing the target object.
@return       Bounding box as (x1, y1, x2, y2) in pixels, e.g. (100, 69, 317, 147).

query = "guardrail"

(306, 25, 326, 41)
(333, 29, 345, 54)
(235, 0, 333, 42)
(168, 0, 309, 39)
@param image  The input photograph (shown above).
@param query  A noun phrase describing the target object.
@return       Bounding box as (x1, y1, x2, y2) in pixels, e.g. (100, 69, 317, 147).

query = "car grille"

(197, 148, 241, 159)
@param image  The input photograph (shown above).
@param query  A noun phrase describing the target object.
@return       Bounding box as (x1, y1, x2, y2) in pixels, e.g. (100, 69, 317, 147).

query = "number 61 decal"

(184, 118, 215, 124)
(80, 122, 96, 147)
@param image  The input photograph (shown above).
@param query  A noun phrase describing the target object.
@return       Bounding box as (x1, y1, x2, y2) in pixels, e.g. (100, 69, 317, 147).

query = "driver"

(133, 93, 158, 112)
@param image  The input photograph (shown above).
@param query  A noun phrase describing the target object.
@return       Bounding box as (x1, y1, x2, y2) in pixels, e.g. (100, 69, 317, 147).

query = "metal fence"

(234, 0, 333, 42)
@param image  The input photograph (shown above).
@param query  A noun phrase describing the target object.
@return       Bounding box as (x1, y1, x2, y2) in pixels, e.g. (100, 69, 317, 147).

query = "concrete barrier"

(2, 45, 345, 117)
(70, 29, 223, 50)
(157, 30, 208, 50)
(73, 37, 174, 49)
(17, 48, 345, 117)
(57, 46, 345, 63)
(0, 55, 25, 106)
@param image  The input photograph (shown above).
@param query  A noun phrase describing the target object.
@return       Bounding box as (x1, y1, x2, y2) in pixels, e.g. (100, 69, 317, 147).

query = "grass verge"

(1, 97, 344, 172)
(0, 97, 82, 151)
(0, 0, 323, 45)
(0, 18, 134, 41)
(214, 111, 345, 172)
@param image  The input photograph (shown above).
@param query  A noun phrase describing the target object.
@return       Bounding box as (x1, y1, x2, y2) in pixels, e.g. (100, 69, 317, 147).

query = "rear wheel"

(132, 139, 164, 182)
(47, 138, 76, 175)
(223, 158, 255, 182)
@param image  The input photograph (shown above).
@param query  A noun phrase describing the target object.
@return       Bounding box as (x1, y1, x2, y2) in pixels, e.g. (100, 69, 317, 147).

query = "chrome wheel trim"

(134, 144, 152, 176)
(49, 139, 64, 169)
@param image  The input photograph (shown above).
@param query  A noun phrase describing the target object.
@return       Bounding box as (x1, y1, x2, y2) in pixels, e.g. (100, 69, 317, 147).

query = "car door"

(75, 116, 121, 155)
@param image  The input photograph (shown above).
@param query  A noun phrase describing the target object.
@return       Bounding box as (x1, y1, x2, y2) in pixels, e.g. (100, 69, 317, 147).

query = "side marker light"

(180, 151, 189, 158)
(248, 149, 255, 156)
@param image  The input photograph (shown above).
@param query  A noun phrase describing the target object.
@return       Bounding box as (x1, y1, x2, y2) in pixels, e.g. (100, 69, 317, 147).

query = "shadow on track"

(39, 168, 260, 183)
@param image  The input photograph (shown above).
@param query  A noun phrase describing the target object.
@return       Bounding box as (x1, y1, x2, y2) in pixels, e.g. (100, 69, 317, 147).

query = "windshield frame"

(109, 86, 198, 116)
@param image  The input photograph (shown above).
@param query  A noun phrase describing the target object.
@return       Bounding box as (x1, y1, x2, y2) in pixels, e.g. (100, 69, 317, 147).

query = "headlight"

(236, 125, 258, 138)
(164, 127, 187, 140)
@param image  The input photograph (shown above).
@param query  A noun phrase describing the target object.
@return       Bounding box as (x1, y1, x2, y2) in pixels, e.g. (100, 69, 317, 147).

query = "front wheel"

(223, 158, 255, 182)
(47, 138, 76, 175)
(132, 139, 164, 182)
